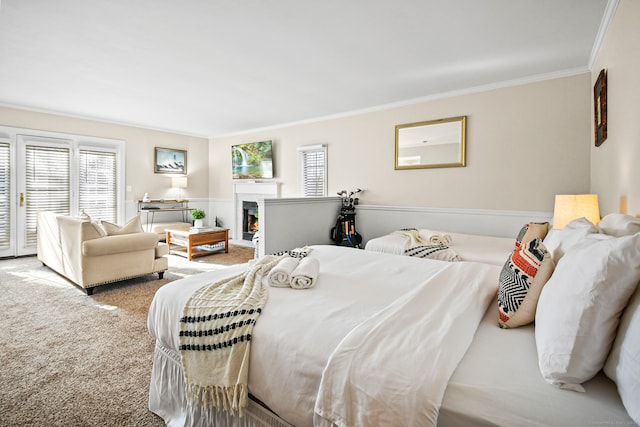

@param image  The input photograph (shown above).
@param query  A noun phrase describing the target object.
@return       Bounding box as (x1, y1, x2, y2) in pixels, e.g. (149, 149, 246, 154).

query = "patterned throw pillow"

(404, 244, 462, 262)
(102, 215, 144, 236)
(515, 222, 549, 248)
(498, 238, 554, 328)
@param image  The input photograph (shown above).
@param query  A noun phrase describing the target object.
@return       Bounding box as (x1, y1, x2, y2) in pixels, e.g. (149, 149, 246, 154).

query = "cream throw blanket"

(179, 255, 283, 416)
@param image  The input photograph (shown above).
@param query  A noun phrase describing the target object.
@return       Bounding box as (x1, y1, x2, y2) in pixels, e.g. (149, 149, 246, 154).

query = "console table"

(137, 199, 191, 231)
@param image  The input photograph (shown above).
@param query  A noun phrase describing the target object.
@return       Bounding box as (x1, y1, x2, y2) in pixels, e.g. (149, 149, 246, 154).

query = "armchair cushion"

(156, 243, 169, 257)
(82, 232, 159, 257)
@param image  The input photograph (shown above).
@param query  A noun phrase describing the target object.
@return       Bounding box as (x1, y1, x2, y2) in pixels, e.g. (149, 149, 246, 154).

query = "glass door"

(16, 135, 71, 256)
(0, 139, 11, 257)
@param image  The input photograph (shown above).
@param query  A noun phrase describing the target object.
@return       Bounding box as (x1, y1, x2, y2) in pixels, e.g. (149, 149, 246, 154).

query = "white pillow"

(102, 215, 143, 236)
(543, 217, 599, 263)
(77, 209, 107, 236)
(598, 213, 640, 237)
(604, 284, 640, 424)
(535, 233, 640, 391)
(78, 209, 91, 220)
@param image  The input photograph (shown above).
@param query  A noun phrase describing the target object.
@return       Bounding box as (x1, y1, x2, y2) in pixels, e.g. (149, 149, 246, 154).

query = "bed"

(363, 229, 516, 265)
(147, 215, 640, 427)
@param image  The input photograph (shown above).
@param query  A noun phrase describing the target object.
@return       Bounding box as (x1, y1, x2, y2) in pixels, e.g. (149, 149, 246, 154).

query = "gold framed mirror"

(395, 116, 466, 169)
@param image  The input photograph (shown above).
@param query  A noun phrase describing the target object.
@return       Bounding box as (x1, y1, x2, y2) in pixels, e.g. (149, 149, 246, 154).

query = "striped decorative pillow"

(498, 238, 554, 328)
(516, 222, 550, 248)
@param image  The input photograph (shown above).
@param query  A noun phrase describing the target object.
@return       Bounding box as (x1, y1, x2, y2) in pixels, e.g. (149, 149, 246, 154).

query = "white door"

(0, 139, 12, 257)
(15, 135, 72, 256)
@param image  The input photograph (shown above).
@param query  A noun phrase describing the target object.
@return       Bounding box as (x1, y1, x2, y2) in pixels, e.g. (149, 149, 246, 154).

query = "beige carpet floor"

(0, 245, 255, 426)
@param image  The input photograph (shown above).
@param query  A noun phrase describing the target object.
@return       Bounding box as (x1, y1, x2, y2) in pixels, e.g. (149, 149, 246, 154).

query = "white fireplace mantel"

(232, 182, 279, 240)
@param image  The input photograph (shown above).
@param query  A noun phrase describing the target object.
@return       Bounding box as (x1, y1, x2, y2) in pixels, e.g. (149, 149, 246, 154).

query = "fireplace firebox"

(242, 201, 259, 241)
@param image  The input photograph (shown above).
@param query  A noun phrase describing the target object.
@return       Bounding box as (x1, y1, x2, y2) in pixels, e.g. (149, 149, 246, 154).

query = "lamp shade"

(172, 177, 188, 189)
(552, 194, 600, 229)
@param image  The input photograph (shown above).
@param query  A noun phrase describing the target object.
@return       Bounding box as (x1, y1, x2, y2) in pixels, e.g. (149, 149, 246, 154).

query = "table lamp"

(172, 177, 188, 201)
(552, 194, 600, 229)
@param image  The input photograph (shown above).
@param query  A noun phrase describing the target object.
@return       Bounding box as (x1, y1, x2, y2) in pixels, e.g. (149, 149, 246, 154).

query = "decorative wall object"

(154, 147, 187, 174)
(594, 69, 607, 147)
(395, 116, 466, 169)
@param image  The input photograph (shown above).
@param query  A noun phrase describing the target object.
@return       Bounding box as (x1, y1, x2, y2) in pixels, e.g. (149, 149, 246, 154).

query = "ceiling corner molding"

(0, 102, 209, 140)
(212, 67, 590, 139)
(588, 0, 620, 69)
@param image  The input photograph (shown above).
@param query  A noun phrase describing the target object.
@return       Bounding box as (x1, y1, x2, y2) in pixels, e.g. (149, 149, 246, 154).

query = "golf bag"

(330, 189, 363, 248)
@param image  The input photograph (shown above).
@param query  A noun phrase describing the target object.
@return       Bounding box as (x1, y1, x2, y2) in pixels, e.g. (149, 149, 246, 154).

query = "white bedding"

(439, 303, 634, 426)
(365, 231, 515, 266)
(314, 262, 497, 426)
(148, 243, 633, 426)
(148, 245, 500, 426)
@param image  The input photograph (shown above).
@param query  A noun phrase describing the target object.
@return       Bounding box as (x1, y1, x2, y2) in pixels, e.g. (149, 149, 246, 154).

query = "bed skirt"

(149, 342, 293, 427)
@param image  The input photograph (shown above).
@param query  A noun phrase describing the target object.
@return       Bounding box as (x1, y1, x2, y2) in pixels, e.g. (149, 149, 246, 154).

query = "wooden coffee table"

(166, 228, 229, 261)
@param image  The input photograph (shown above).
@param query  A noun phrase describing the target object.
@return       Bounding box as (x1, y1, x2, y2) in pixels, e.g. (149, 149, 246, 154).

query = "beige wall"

(0, 106, 209, 202)
(211, 73, 592, 213)
(10, 21, 633, 218)
(590, 0, 640, 216)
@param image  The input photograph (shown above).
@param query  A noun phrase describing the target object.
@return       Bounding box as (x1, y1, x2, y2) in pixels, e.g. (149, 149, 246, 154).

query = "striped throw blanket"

(179, 255, 284, 416)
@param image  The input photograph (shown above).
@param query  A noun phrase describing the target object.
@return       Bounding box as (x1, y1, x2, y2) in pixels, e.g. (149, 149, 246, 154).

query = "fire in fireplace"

(242, 201, 259, 241)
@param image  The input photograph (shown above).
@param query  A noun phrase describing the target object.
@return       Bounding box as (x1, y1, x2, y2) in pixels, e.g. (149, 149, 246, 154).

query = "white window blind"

(25, 145, 70, 245)
(0, 142, 10, 248)
(298, 144, 327, 197)
(79, 149, 117, 223)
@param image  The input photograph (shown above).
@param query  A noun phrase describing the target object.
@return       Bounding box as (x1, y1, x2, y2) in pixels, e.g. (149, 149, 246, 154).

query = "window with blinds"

(79, 149, 117, 223)
(25, 145, 71, 246)
(298, 144, 327, 197)
(0, 142, 10, 248)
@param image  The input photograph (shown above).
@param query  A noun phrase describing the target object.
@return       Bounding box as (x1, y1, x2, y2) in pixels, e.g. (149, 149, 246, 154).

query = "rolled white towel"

(267, 256, 299, 287)
(290, 257, 320, 289)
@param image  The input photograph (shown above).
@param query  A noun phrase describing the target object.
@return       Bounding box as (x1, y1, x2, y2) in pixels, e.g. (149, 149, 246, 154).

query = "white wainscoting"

(257, 197, 341, 257)
(355, 204, 553, 241)
(203, 197, 553, 254)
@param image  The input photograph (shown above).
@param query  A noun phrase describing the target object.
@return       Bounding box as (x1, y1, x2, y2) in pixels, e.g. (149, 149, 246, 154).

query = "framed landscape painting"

(154, 147, 187, 174)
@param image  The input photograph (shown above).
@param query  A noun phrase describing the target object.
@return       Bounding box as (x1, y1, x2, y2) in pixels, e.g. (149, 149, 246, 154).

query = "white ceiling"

(0, 0, 613, 138)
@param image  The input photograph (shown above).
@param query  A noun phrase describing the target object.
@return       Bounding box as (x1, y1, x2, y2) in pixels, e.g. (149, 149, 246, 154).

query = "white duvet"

(148, 245, 501, 427)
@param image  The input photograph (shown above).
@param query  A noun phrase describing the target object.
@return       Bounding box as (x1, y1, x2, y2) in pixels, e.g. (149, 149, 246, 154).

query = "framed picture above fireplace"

(232, 140, 273, 179)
